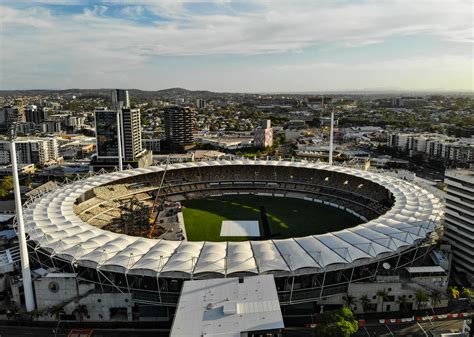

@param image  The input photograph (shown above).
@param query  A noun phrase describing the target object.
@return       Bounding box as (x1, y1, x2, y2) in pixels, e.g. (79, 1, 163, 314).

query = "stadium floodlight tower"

(328, 108, 334, 165)
(9, 122, 35, 311)
(116, 101, 124, 171)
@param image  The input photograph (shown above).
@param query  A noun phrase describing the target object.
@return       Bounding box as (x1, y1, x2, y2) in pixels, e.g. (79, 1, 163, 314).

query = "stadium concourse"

(23, 160, 443, 305)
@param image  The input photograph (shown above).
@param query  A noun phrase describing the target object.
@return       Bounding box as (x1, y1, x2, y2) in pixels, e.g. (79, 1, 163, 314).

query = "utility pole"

(9, 120, 35, 311)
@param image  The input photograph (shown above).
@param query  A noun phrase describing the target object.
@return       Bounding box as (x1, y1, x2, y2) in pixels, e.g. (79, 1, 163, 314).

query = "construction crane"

(147, 156, 170, 238)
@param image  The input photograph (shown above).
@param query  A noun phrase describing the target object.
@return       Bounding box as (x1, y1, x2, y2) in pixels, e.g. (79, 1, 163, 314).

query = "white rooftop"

(170, 275, 284, 337)
(405, 266, 446, 274)
(220, 220, 260, 237)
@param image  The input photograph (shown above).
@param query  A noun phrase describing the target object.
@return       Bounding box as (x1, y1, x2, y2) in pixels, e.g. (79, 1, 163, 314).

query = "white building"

(171, 276, 284, 337)
(254, 119, 273, 149)
(443, 169, 474, 284)
(64, 115, 86, 129)
(392, 96, 426, 107)
(195, 99, 207, 109)
(39, 120, 62, 133)
(387, 132, 474, 164)
(0, 138, 60, 165)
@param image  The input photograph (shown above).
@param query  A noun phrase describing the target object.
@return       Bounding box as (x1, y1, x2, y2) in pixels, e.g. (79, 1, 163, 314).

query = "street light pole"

(10, 140, 35, 312)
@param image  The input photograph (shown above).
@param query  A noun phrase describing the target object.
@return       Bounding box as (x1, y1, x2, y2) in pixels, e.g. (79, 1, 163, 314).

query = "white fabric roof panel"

(273, 239, 320, 271)
(334, 230, 392, 257)
(294, 235, 353, 267)
(128, 240, 182, 276)
(251, 240, 289, 273)
(193, 241, 227, 275)
(226, 241, 258, 274)
(161, 241, 204, 275)
(100, 238, 157, 273)
(316, 233, 372, 263)
(23, 160, 443, 277)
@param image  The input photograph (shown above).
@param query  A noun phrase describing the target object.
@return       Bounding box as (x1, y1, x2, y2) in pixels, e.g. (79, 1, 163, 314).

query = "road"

(283, 318, 466, 337)
(0, 319, 467, 337)
(0, 326, 170, 337)
(355, 318, 466, 336)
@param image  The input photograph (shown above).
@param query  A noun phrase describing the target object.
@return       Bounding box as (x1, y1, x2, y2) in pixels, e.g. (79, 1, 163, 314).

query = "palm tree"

(376, 289, 390, 312)
(342, 294, 358, 310)
(396, 295, 409, 314)
(6, 305, 21, 321)
(49, 304, 65, 321)
(359, 295, 370, 314)
(415, 290, 429, 312)
(73, 304, 88, 322)
(448, 286, 460, 299)
(462, 288, 472, 298)
(30, 309, 43, 322)
(430, 290, 442, 310)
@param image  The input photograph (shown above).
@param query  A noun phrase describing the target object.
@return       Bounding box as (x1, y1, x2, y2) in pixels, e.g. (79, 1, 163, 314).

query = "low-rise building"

(387, 132, 473, 165)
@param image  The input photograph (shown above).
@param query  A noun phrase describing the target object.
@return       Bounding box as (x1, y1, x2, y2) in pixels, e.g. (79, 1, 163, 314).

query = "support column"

(11, 141, 35, 312)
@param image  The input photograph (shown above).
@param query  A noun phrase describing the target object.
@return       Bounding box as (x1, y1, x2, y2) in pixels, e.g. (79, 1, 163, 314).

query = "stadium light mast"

(116, 102, 123, 171)
(9, 122, 35, 312)
(328, 108, 334, 165)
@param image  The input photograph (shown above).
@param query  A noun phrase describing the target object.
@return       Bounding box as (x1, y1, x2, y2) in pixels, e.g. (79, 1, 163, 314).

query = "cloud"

(2, 1, 472, 55)
(120, 6, 144, 16)
(0, 6, 53, 28)
(83, 5, 108, 17)
(0, 0, 472, 90)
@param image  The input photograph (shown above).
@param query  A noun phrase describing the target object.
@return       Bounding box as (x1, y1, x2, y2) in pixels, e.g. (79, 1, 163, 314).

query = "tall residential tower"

(94, 107, 143, 162)
(111, 89, 130, 110)
(443, 169, 474, 283)
(164, 106, 194, 149)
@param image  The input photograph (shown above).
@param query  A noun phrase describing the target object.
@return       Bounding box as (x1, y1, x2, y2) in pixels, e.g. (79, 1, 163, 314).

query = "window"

(48, 282, 59, 293)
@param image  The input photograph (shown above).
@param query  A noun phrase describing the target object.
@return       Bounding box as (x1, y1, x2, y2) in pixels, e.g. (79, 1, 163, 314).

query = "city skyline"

(1, 0, 472, 92)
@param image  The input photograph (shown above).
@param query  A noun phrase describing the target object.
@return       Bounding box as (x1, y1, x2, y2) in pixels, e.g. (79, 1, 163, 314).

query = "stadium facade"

(22, 160, 443, 311)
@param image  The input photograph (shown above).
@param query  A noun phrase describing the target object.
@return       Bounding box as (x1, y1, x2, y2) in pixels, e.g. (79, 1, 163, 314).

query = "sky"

(0, 0, 472, 92)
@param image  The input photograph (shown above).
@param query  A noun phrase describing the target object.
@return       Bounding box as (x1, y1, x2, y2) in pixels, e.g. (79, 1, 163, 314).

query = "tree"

(30, 309, 43, 321)
(314, 307, 359, 337)
(49, 304, 65, 321)
(415, 290, 429, 312)
(396, 295, 410, 314)
(1, 176, 13, 191)
(448, 286, 460, 299)
(342, 294, 358, 310)
(73, 304, 88, 322)
(462, 288, 472, 305)
(430, 290, 442, 309)
(6, 305, 22, 321)
(376, 289, 390, 312)
(359, 295, 370, 314)
(0, 176, 14, 199)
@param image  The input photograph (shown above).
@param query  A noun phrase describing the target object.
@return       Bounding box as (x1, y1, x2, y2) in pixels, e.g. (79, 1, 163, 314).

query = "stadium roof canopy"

(23, 160, 443, 277)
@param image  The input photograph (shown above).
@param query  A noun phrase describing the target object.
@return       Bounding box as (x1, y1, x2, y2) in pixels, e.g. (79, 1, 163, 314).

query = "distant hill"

(0, 87, 227, 98)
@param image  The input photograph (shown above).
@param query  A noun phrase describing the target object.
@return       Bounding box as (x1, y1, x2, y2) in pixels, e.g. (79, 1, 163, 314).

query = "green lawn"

(181, 195, 362, 242)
